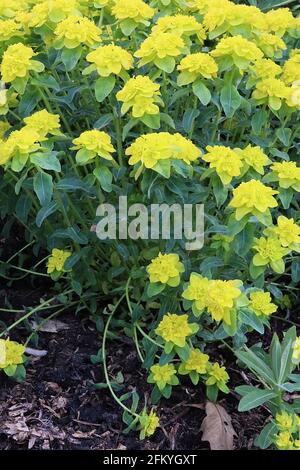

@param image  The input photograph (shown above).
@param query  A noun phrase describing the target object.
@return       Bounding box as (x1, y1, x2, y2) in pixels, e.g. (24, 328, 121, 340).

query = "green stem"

(0, 290, 73, 337)
(125, 277, 144, 363)
(6, 241, 35, 263)
(102, 293, 139, 418)
(135, 324, 164, 349)
(4, 263, 48, 277)
(113, 107, 123, 166)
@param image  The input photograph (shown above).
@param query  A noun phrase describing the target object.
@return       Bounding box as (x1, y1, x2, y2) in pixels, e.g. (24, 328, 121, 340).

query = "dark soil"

(0, 309, 268, 450)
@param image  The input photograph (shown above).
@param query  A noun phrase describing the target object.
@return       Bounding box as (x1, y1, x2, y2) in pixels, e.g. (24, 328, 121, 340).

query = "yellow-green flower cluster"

(203, 3, 265, 39)
(148, 363, 178, 391)
(152, 14, 206, 44)
(24, 109, 61, 140)
(53, 15, 101, 49)
(47, 248, 72, 274)
(229, 179, 278, 221)
(253, 33, 286, 59)
(0, 19, 22, 41)
(282, 51, 300, 85)
(155, 313, 199, 347)
(177, 53, 218, 85)
(182, 272, 243, 326)
(116, 76, 161, 118)
(264, 216, 300, 251)
(274, 412, 300, 450)
(206, 363, 229, 393)
(178, 349, 209, 375)
(0, 338, 25, 370)
(30, 0, 81, 27)
(249, 291, 277, 317)
(139, 409, 159, 439)
(111, 0, 154, 34)
(85, 45, 133, 77)
(0, 126, 40, 166)
(252, 236, 289, 274)
(252, 78, 290, 110)
(265, 8, 294, 37)
(271, 161, 300, 192)
(125, 132, 200, 169)
(211, 35, 263, 71)
(0, 43, 44, 84)
(147, 253, 184, 287)
(236, 145, 270, 175)
(202, 145, 242, 185)
(249, 58, 281, 81)
(292, 337, 300, 365)
(0, 109, 60, 167)
(72, 130, 116, 163)
(134, 32, 185, 72)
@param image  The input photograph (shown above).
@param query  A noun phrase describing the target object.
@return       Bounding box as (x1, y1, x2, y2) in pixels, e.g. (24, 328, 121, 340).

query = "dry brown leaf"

(200, 401, 236, 450)
(32, 319, 70, 333)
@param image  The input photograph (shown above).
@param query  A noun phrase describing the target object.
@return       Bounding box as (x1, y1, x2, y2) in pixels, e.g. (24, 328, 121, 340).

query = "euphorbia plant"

(0, 0, 299, 444)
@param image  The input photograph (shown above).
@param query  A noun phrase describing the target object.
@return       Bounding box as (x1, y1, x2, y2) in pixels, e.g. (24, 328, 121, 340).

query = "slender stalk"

(135, 323, 164, 349)
(102, 293, 139, 418)
(125, 277, 144, 363)
(112, 107, 123, 166)
(6, 241, 35, 263)
(4, 263, 48, 277)
(0, 289, 73, 337)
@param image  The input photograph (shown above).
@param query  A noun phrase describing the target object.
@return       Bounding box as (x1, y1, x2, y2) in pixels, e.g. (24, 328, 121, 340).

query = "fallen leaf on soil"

(200, 401, 236, 450)
(32, 319, 70, 333)
(72, 430, 96, 439)
(25, 347, 48, 357)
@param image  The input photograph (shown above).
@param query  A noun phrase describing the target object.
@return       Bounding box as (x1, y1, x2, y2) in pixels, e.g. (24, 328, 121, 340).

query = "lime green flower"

(275, 431, 294, 450)
(116, 76, 161, 118)
(47, 248, 71, 274)
(182, 273, 210, 314)
(265, 216, 300, 250)
(152, 14, 206, 44)
(202, 145, 243, 185)
(148, 363, 178, 391)
(292, 337, 300, 364)
(252, 236, 289, 274)
(72, 130, 116, 163)
(178, 349, 209, 375)
(139, 409, 159, 439)
(205, 279, 242, 325)
(24, 110, 61, 140)
(249, 291, 277, 317)
(236, 145, 270, 175)
(177, 52, 218, 85)
(276, 412, 295, 432)
(134, 32, 185, 72)
(249, 58, 282, 81)
(1, 43, 44, 84)
(254, 33, 286, 59)
(206, 363, 229, 393)
(211, 35, 263, 71)
(252, 78, 289, 111)
(271, 161, 300, 192)
(53, 15, 101, 49)
(85, 44, 133, 77)
(265, 8, 294, 37)
(0, 339, 25, 369)
(147, 253, 184, 287)
(155, 313, 198, 347)
(229, 179, 278, 221)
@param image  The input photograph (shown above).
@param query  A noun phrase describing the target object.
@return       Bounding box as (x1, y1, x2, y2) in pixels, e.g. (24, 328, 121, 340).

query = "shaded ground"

(0, 311, 268, 450)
